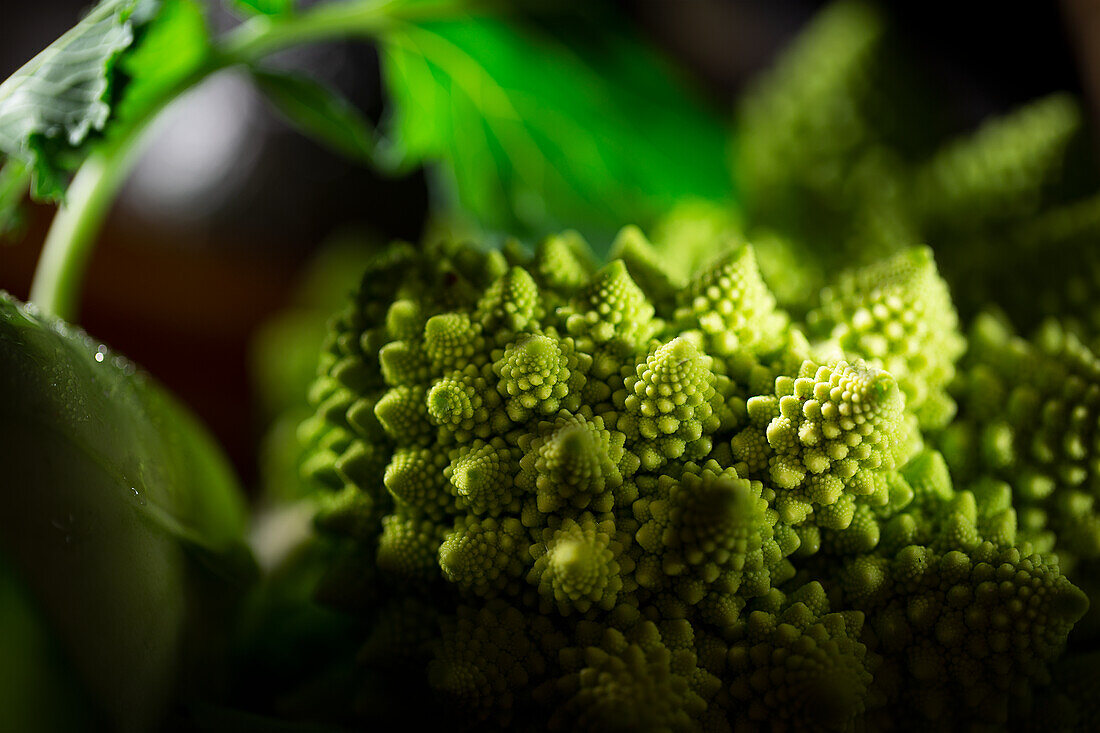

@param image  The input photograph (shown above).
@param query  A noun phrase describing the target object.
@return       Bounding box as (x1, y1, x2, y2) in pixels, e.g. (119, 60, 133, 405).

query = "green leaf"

(112, 0, 211, 135)
(0, 158, 30, 237)
(377, 15, 733, 239)
(0, 0, 152, 201)
(0, 555, 98, 732)
(229, 0, 296, 17)
(0, 0, 209, 210)
(252, 69, 376, 163)
(0, 293, 254, 731)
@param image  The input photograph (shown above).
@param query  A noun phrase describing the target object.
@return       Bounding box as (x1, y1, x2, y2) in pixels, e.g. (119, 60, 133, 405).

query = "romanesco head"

(302, 225, 1084, 730)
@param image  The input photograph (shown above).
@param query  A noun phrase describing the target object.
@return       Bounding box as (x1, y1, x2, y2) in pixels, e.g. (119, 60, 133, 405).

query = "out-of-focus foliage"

(377, 12, 732, 240)
(228, 0, 295, 17)
(0, 293, 253, 732)
(251, 235, 382, 505)
(3, 0, 731, 245)
(112, 0, 210, 137)
(0, 555, 96, 732)
(733, 0, 1100, 321)
(0, 0, 210, 209)
(0, 0, 153, 200)
(252, 69, 378, 165)
(0, 158, 29, 236)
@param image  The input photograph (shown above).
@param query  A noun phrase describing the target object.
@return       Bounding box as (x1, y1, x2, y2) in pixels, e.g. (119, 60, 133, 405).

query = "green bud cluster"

(301, 226, 1086, 730)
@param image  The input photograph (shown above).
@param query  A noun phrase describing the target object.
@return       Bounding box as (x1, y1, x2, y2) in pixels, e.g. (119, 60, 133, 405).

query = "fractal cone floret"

(300, 228, 1089, 732)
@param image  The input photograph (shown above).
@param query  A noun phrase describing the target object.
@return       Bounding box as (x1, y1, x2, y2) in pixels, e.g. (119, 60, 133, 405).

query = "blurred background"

(1, 0, 1096, 489)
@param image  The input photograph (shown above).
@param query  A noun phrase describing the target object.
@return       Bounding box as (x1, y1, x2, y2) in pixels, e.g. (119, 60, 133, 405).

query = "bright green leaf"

(377, 16, 733, 240)
(0, 293, 254, 731)
(229, 0, 295, 17)
(0, 0, 208, 208)
(0, 0, 152, 201)
(111, 0, 211, 136)
(252, 69, 376, 163)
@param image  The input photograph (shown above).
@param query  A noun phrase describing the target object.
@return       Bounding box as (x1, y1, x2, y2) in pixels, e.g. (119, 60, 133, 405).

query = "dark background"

(1, 0, 1095, 486)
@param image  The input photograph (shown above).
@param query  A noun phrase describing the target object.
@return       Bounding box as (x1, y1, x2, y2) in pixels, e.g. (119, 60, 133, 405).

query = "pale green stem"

(29, 0, 469, 321)
(29, 132, 148, 318)
(220, 0, 412, 59)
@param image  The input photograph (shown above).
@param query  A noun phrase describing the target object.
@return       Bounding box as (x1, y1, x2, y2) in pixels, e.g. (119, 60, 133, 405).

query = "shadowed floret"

(528, 514, 632, 614)
(384, 447, 452, 518)
(732, 359, 910, 525)
(559, 259, 658, 351)
(377, 510, 448, 582)
(535, 231, 595, 294)
(359, 596, 441, 671)
(940, 313, 1100, 636)
(840, 542, 1087, 726)
(608, 225, 683, 308)
(428, 602, 559, 725)
(439, 516, 528, 598)
(632, 462, 799, 630)
(726, 583, 875, 732)
(374, 384, 434, 444)
(808, 246, 965, 428)
(445, 438, 521, 516)
(517, 411, 639, 515)
(944, 315, 1100, 562)
(424, 312, 487, 372)
(475, 266, 545, 338)
(540, 621, 711, 732)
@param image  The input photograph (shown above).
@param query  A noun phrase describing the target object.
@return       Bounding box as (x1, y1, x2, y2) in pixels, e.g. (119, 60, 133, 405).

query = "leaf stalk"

(29, 0, 467, 320)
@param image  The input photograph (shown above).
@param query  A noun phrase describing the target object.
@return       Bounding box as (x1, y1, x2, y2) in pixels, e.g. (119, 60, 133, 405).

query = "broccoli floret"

(940, 312, 1100, 639)
(300, 226, 1086, 730)
(733, 0, 1099, 323)
(807, 247, 965, 429)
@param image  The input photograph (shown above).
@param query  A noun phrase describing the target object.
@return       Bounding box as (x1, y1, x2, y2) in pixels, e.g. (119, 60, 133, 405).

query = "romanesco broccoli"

(299, 229, 1088, 731)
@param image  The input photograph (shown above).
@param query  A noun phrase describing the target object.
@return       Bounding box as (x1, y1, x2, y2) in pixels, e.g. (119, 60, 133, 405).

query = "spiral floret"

(301, 231, 1087, 730)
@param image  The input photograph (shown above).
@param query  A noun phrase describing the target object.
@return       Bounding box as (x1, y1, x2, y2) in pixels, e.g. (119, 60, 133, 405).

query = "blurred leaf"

(0, 293, 253, 731)
(250, 236, 381, 504)
(650, 198, 740, 282)
(0, 158, 30, 238)
(218, 514, 367, 730)
(111, 0, 211, 137)
(0, 0, 154, 201)
(252, 70, 376, 164)
(0, 0, 209, 209)
(229, 0, 295, 16)
(377, 15, 732, 239)
(251, 235, 380, 416)
(0, 555, 98, 732)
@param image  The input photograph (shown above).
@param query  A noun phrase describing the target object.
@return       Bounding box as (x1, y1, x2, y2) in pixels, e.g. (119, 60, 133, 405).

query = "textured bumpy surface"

(735, 1, 1100, 324)
(300, 227, 1090, 731)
